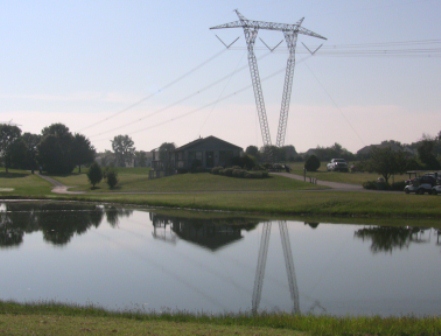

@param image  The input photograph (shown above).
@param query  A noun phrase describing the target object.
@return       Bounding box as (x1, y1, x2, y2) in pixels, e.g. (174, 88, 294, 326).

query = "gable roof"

(175, 136, 242, 152)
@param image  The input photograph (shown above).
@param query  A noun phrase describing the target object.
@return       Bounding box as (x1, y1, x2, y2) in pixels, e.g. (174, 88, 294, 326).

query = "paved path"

(36, 173, 85, 195)
(271, 172, 364, 191)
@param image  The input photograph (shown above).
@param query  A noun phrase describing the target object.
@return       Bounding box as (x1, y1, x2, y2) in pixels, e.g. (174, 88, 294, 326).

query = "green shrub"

(106, 169, 118, 189)
(362, 181, 377, 190)
(211, 167, 223, 175)
(305, 155, 321, 172)
(391, 181, 406, 191)
(87, 162, 102, 188)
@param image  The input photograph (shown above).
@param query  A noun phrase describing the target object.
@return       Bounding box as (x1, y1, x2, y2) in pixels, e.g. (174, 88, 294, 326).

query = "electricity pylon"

(211, 10, 326, 148)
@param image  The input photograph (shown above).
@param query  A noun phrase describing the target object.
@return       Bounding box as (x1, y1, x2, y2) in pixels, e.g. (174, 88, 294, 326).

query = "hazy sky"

(1, 0, 440, 153)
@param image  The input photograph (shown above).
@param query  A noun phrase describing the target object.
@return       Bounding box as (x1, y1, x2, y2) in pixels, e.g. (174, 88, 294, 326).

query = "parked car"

(326, 158, 349, 172)
(431, 184, 441, 195)
(404, 175, 437, 194)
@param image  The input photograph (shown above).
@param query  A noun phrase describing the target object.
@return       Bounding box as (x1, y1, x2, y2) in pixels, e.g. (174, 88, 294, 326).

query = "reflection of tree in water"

(0, 202, 132, 247)
(304, 222, 320, 229)
(0, 211, 23, 248)
(104, 205, 133, 227)
(150, 213, 259, 251)
(354, 226, 423, 253)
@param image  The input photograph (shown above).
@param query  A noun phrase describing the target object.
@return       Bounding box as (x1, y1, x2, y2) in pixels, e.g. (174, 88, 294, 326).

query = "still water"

(0, 201, 440, 317)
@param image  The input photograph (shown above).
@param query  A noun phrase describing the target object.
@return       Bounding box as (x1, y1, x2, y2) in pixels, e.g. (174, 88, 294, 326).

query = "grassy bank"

(1, 168, 441, 219)
(1, 301, 440, 336)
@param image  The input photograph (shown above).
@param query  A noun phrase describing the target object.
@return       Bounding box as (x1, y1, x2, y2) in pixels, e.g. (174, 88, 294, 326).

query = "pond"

(0, 201, 440, 317)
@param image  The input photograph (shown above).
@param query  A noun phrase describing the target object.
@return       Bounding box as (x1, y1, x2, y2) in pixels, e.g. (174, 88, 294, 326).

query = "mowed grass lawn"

(288, 162, 409, 185)
(53, 168, 326, 193)
(0, 169, 52, 196)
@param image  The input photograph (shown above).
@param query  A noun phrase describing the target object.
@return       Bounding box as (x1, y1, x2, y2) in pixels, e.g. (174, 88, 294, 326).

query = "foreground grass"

(0, 301, 440, 336)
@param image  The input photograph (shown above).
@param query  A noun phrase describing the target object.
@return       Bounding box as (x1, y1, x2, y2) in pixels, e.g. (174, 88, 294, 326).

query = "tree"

(106, 169, 118, 189)
(305, 155, 320, 172)
(87, 162, 103, 188)
(368, 147, 408, 185)
(6, 138, 28, 170)
(72, 133, 96, 173)
(22, 133, 41, 173)
(0, 124, 22, 173)
(418, 139, 440, 170)
(111, 135, 135, 167)
(134, 151, 148, 167)
(158, 142, 175, 175)
(245, 145, 261, 162)
(37, 124, 76, 174)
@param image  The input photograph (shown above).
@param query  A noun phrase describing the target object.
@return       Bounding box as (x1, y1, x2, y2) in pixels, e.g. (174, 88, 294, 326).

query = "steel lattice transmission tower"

(211, 10, 326, 148)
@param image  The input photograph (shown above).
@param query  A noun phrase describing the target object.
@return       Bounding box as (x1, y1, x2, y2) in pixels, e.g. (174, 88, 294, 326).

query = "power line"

(89, 52, 274, 139)
(78, 49, 227, 133)
(93, 56, 311, 144)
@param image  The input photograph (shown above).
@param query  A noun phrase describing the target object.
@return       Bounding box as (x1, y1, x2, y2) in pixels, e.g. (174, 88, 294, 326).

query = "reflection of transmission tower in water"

(211, 10, 326, 148)
(252, 221, 300, 314)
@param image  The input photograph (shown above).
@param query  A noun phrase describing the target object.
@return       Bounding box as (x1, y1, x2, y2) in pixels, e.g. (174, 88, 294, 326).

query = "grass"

(0, 169, 52, 196)
(73, 189, 441, 220)
(0, 301, 440, 336)
(2, 167, 441, 219)
(288, 162, 409, 185)
(53, 169, 326, 193)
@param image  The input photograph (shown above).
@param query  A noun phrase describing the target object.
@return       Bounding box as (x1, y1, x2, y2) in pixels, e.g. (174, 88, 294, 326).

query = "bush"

(362, 180, 406, 191)
(211, 167, 223, 175)
(305, 155, 321, 172)
(87, 162, 102, 188)
(106, 169, 118, 189)
(390, 181, 406, 191)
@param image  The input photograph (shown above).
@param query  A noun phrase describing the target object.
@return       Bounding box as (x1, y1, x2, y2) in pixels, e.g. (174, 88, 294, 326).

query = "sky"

(1, 0, 440, 154)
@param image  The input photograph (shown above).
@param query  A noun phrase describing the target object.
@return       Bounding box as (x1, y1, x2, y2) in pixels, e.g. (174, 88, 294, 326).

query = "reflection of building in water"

(150, 212, 258, 251)
(150, 213, 301, 314)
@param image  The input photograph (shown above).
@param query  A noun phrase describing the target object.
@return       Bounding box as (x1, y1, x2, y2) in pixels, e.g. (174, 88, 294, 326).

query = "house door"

(206, 151, 214, 168)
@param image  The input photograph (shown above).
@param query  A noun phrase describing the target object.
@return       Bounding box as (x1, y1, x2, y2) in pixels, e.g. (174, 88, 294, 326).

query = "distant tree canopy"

(417, 139, 440, 170)
(158, 142, 176, 174)
(0, 124, 22, 173)
(368, 146, 408, 184)
(311, 143, 355, 162)
(111, 135, 135, 167)
(72, 134, 96, 173)
(258, 145, 298, 163)
(37, 123, 95, 175)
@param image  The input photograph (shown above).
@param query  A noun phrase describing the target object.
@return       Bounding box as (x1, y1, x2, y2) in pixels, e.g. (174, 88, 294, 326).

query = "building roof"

(175, 135, 242, 152)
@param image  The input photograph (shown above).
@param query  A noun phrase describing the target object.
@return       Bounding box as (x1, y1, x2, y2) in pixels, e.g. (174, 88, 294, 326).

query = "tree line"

(0, 123, 95, 175)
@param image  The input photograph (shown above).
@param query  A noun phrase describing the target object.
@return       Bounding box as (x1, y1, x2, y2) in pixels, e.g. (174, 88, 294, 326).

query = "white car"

(326, 158, 349, 172)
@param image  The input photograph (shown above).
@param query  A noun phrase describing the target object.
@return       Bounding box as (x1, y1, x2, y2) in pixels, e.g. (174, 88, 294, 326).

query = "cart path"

(270, 172, 364, 191)
(37, 173, 85, 195)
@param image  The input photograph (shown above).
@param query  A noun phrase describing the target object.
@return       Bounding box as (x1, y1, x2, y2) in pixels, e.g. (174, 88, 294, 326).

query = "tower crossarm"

(210, 16, 327, 41)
